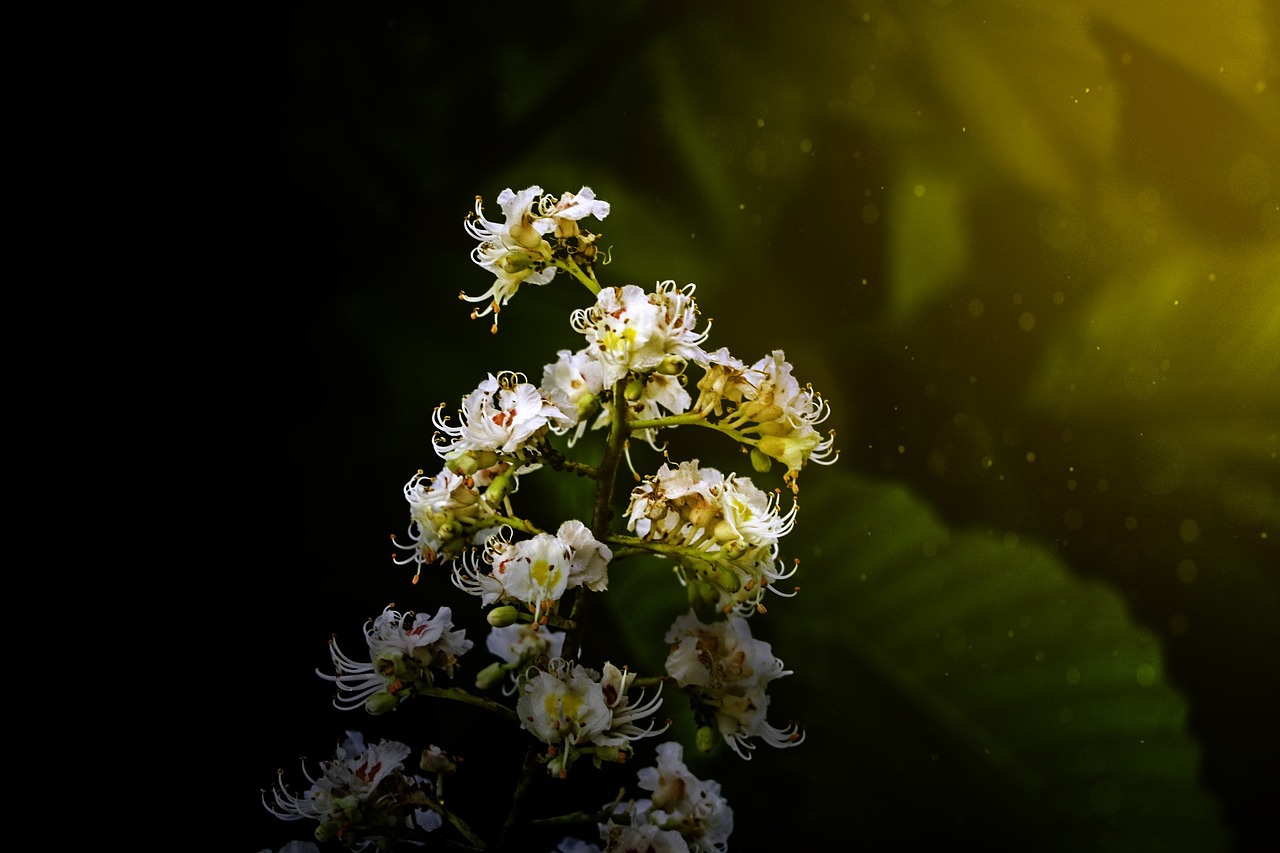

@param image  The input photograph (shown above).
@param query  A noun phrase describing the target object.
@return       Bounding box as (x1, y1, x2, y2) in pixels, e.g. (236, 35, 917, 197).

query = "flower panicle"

(265, 183, 839, 852)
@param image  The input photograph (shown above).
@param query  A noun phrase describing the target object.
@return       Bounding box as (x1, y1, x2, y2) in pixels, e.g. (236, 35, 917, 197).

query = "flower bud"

(474, 661, 507, 691)
(750, 446, 773, 473)
(624, 377, 646, 402)
(757, 432, 821, 474)
(590, 744, 629, 764)
(448, 449, 501, 475)
(487, 605, 520, 627)
(711, 564, 741, 593)
(752, 418, 793, 437)
(687, 578, 719, 610)
(656, 355, 684, 375)
(695, 725, 719, 754)
(365, 691, 401, 715)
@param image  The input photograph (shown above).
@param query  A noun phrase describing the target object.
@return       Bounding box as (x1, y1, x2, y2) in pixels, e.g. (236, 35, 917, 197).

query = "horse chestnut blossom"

(553, 741, 731, 852)
(318, 605, 473, 714)
(517, 659, 668, 777)
(263, 731, 442, 841)
(390, 466, 501, 580)
(626, 459, 799, 615)
(478, 621, 567, 693)
(261, 185, 837, 851)
(433, 371, 571, 469)
(452, 520, 612, 620)
(695, 348, 838, 487)
(462, 185, 610, 331)
(630, 741, 734, 852)
(570, 281, 709, 386)
(541, 347, 608, 445)
(664, 610, 803, 759)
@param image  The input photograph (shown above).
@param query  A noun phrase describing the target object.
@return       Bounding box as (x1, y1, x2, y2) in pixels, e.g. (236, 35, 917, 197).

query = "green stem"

(537, 439, 601, 479)
(604, 533, 725, 564)
(626, 412, 709, 431)
(427, 795, 489, 850)
(627, 412, 764, 453)
(562, 378, 631, 661)
(419, 686, 519, 722)
(556, 256, 601, 295)
(489, 515, 545, 537)
(495, 747, 542, 852)
(514, 609, 577, 631)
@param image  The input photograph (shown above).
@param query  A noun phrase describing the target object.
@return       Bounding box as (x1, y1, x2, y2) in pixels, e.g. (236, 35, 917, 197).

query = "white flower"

(462, 185, 557, 325)
(415, 808, 444, 832)
(692, 347, 752, 417)
(626, 460, 724, 543)
(572, 285, 664, 385)
(718, 350, 839, 482)
(631, 741, 733, 853)
(557, 519, 612, 592)
(434, 372, 571, 461)
(647, 280, 710, 364)
(540, 348, 607, 444)
(263, 731, 411, 823)
(626, 461, 799, 615)
(319, 605, 473, 713)
(391, 466, 499, 580)
(487, 622, 566, 665)
(598, 821, 690, 853)
(484, 622, 567, 695)
(518, 661, 612, 770)
(490, 531, 573, 618)
(717, 475, 797, 551)
(663, 611, 803, 759)
(595, 661, 668, 747)
(518, 660, 666, 776)
(541, 185, 611, 234)
(453, 522, 610, 619)
(570, 283, 709, 387)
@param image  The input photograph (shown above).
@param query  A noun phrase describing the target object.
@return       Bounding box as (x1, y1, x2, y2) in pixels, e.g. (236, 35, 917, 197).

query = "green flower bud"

(695, 725, 718, 754)
(365, 691, 401, 715)
(624, 377, 646, 401)
(487, 605, 520, 627)
(687, 578, 718, 610)
(749, 446, 772, 473)
(474, 661, 507, 691)
(448, 449, 501, 476)
(711, 563, 741, 593)
(752, 418, 793, 437)
(315, 821, 342, 843)
(590, 744, 629, 764)
(657, 355, 684, 375)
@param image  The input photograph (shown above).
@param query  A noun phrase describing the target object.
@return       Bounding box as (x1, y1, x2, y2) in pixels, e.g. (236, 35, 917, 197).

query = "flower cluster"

(263, 731, 443, 848)
(262, 185, 837, 852)
(554, 741, 733, 852)
(319, 605, 472, 714)
(626, 460, 798, 616)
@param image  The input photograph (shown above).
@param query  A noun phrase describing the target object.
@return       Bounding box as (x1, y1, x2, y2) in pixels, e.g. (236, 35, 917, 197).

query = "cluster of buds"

(261, 186, 837, 852)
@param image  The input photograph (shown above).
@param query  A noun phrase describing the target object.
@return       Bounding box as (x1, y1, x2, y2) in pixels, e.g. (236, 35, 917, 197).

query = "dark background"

(161, 1, 1277, 850)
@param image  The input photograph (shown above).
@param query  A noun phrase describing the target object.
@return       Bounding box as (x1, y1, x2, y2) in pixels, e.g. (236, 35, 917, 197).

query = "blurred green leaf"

(609, 470, 1231, 850)
(886, 168, 969, 320)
